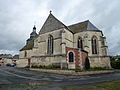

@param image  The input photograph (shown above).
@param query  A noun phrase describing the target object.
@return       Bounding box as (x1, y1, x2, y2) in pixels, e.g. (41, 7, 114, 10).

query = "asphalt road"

(0, 66, 120, 89)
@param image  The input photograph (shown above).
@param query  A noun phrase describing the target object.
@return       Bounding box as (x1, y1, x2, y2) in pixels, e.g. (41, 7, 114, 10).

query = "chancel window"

(47, 35, 54, 54)
(69, 52, 74, 62)
(91, 36, 98, 54)
(78, 37, 83, 49)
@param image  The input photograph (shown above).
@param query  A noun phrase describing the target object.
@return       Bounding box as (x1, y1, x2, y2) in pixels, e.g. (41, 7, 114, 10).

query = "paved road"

(0, 66, 120, 89)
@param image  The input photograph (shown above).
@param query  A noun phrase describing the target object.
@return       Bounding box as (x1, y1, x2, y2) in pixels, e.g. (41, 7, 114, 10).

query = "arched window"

(47, 35, 54, 54)
(78, 37, 83, 49)
(91, 36, 98, 54)
(69, 52, 74, 62)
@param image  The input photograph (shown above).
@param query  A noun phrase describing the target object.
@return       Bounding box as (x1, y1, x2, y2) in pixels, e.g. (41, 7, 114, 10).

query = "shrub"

(89, 67, 107, 70)
(31, 64, 60, 69)
(85, 57, 90, 70)
(31, 64, 39, 68)
(111, 60, 120, 69)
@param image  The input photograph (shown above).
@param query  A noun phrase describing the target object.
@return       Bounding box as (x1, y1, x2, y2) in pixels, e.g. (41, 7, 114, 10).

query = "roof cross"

(50, 10, 52, 14)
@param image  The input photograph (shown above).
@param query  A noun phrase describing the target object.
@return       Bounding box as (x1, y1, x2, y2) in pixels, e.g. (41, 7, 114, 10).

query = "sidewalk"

(29, 68, 115, 76)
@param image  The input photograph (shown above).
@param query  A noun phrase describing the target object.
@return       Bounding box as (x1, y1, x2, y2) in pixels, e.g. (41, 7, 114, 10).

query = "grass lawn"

(0, 79, 120, 90)
(64, 79, 120, 90)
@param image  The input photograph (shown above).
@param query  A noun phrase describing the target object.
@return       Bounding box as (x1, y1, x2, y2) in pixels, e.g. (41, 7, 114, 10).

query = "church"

(19, 12, 111, 69)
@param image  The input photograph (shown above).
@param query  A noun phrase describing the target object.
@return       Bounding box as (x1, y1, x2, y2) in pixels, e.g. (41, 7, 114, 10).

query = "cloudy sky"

(0, 0, 120, 55)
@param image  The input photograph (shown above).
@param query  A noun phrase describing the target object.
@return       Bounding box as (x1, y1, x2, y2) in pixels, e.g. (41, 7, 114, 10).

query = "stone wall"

(74, 30, 108, 57)
(33, 28, 63, 56)
(0, 59, 4, 65)
(16, 58, 28, 67)
(2, 58, 13, 65)
(19, 51, 24, 58)
(89, 56, 111, 68)
(19, 22, 110, 69)
(64, 29, 73, 47)
(19, 50, 32, 59)
(30, 68, 114, 75)
(31, 55, 66, 67)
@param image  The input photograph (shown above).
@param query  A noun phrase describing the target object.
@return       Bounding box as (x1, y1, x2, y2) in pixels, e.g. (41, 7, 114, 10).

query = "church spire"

(31, 25, 37, 37)
(33, 25, 36, 32)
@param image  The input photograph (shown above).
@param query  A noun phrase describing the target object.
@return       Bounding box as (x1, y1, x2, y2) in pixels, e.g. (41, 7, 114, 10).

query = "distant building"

(13, 55, 19, 59)
(0, 54, 13, 65)
(0, 54, 12, 59)
(12, 54, 19, 64)
(19, 12, 111, 69)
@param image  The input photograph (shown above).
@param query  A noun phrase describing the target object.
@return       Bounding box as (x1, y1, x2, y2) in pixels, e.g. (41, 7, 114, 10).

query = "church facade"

(19, 12, 111, 69)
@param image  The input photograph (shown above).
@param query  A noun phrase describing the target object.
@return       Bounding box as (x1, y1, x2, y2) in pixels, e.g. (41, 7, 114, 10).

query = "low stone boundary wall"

(89, 56, 111, 68)
(30, 68, 114, 76)
(16, 59, 28, 67)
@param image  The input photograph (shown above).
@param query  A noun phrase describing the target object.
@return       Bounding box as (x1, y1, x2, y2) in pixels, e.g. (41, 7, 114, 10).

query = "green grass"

(0, 82, 52, 89)
(0, 85, 31, 88)
(63, 87, 101, 90)
(97, 80, 120, 90)
(1, 80, 120, 90)
(64, 79, 120, 90)
(89, 67, 108, 71)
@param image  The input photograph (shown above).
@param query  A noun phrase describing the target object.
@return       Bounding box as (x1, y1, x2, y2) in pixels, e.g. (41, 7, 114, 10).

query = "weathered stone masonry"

(19, 12, 111, 69)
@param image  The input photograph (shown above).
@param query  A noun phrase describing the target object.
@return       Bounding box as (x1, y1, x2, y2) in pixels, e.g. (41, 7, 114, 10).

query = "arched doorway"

(69, 52, 74, 62)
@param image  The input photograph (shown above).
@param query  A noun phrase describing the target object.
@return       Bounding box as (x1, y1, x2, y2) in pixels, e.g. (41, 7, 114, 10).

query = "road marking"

(0, 68, 42, 81)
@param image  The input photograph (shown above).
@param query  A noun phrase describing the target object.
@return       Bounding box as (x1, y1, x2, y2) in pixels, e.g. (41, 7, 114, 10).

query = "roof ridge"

(68, 20, 89, 27)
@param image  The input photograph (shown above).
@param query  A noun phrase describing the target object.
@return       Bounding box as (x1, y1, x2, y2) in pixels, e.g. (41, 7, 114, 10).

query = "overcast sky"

(0, 0, 120, 55)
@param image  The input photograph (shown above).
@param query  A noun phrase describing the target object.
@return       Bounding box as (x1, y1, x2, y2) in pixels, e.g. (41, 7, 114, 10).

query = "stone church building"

(19, 12, 111, 69)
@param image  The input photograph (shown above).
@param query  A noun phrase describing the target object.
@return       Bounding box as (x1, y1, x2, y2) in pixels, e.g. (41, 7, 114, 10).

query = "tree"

(85, 56, 90, 70)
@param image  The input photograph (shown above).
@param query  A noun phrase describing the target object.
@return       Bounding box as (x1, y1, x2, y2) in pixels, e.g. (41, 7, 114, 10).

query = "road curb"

(29, 68, 115, 76)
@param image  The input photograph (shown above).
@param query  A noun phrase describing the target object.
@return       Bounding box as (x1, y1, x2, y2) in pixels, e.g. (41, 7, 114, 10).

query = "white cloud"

(0, 50, 18, 55)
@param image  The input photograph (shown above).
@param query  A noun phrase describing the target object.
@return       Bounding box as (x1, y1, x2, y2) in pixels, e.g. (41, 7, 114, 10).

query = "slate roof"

(68, 20, 99, 34)
(39, 13, 100, 34)
(20, 40, 34, 51)
(30, 31, 38, 36)
(39, 13, 68, 34)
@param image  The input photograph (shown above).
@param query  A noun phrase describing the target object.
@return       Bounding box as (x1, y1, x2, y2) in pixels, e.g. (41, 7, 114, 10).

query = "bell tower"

(26, 25, 38, 44)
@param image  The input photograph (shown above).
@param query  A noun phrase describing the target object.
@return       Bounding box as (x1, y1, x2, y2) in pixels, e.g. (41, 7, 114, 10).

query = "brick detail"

(66, 47, 88, 68)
